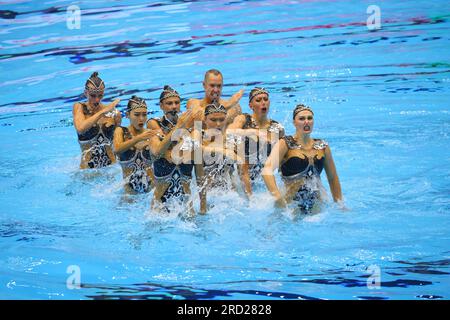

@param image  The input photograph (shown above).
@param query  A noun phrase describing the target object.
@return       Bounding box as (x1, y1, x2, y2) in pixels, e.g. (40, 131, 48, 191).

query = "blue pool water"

(0, 0, 449, 300)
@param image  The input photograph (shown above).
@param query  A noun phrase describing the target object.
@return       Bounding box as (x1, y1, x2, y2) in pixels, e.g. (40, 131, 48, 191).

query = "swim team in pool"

(73, 69, 346, 215)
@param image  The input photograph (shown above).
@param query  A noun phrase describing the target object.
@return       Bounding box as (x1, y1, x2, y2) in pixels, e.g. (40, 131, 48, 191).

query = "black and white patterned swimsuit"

(202, 131, 234, 189)
(152, 115, 174, 135)
(117, 127, 153, 193)
(241, 114, 284, 181)
(150, 115, 196, 203)
(280, 136, 328, 213)
(77, 103, 115, 169)
(153, 158, 193, 203)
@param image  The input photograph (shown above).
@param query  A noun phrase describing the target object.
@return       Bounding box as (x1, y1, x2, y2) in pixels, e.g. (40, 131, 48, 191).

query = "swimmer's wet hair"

(127, 95, 147, 112)
(293, 104, 314, 119)
(249, 87, 269, 103)
(204, 100, 227, 117)
(204, 69, 223, 82)
(85, 72, 105, 92)
(159, 85, 180, 102)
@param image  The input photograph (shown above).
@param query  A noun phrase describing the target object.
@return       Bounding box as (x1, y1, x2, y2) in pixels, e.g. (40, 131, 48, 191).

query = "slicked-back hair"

(204, 69, 223, 82)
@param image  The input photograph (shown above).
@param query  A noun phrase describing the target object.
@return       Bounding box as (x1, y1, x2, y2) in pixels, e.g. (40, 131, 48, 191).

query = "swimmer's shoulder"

(281, 135, 295, 149)
(269, 119, 285, 136)
(270, 118, 281, 125)
(220, 96, 242, 109)
(147, 118, 166, 137)
(187, 98, 202, 110)
(115, 125, 125, 132)
(229, 113, 247, 128)
(73, 101, 87, 111)
(146, 117, 161, 129)
(113, 126, 124, 141)
(72, 102, 89, 119)
(313, 138, 329, 150)
(219, 97, 232, 108)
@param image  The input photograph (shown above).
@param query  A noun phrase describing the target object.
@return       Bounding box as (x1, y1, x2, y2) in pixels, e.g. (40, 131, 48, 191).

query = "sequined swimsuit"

(202, 131, 234, 189)
(280, 136, 328, 213)
(153, 158, 194, 203)
(77, 103, 115, 168)
(117, 127, 153, 193)
(150, 116, 194, 203)
(241, 114, 284, 181)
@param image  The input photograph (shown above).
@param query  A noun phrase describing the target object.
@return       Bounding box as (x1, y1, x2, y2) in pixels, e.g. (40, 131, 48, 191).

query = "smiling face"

(250, 93, 270, 118)
(294, 110, 314, 134)
(128, 107, 148, 131)
(205, 112, 226, 132)
(203, 73, 223, 102)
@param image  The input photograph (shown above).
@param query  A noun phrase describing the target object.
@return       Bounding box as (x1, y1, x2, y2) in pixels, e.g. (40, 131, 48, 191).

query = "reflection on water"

(81, 258, 449, 300)
(0, 0, 449, 299)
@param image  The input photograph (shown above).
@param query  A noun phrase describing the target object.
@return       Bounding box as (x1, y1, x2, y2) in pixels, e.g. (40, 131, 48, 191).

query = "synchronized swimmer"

(73, 72, 122, 169)
(72, 70, 346, 215)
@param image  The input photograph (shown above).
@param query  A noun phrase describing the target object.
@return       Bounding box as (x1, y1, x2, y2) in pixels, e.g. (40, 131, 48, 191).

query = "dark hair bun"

(90, 72, 99, 78)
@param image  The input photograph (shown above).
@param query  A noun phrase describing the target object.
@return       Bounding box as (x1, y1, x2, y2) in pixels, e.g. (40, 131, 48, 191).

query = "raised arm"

(262, 138, 289, 208)
(73, 99, 120, 134)
(114, 109, 122, 127)
(226, 114, 265, 140)
(323, 145, 343, 203)
(147, 118, 165, 135)
(226, 114, 245, 130)
(113, 127, 156, 155)
(223, 89, 244, 109)
(149, 126, 177, 158)
(149, 109, 196, 158)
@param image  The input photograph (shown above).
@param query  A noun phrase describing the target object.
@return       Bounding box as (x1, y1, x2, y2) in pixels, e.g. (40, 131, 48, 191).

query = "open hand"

(176, 109, 194, 129)
(230, 89, 244, 105)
